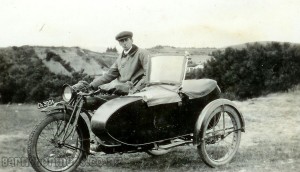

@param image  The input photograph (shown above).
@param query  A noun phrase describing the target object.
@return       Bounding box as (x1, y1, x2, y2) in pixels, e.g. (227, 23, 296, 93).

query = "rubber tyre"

(27, 113, 84, 172)
(198, 106, 241, 167)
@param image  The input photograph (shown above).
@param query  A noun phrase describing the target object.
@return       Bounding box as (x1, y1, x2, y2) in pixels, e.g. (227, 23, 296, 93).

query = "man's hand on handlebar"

(72, 80, 93, 93)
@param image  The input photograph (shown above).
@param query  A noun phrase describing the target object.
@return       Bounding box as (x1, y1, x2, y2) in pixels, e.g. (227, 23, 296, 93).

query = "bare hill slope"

(0, 46, 118, 76)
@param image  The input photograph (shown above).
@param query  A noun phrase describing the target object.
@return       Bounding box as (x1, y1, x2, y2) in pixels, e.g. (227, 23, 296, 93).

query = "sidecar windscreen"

(147, 56, 187, 86)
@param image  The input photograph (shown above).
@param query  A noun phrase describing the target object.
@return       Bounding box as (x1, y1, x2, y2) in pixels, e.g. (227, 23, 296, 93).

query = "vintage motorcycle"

(27, 55, 245, 172)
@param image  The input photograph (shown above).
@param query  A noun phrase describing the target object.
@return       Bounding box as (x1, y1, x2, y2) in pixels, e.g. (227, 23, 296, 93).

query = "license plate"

(37, 99, 55, 109)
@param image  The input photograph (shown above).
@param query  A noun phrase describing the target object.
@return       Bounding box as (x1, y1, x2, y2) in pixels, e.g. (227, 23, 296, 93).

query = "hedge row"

(186, 42, 300, 99)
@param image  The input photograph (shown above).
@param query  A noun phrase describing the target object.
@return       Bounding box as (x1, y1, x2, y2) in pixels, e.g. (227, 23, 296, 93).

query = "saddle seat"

(181, 79, 218, 99)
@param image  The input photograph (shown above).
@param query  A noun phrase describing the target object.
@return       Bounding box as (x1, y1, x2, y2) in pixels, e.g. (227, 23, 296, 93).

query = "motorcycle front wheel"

(27, 112, 85, 172)
(198, 105, 242, 167)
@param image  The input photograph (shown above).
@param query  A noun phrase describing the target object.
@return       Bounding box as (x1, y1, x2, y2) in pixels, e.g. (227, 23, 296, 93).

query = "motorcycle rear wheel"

(198, 106, 241, 167)
(27, 113, 85, 172)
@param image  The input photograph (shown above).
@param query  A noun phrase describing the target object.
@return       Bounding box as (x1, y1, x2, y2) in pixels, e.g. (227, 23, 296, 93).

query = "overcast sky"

(1, 0, 299, 52)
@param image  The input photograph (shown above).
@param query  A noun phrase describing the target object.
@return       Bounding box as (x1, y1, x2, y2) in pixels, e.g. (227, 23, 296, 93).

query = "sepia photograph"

(0, 0, 299, 171)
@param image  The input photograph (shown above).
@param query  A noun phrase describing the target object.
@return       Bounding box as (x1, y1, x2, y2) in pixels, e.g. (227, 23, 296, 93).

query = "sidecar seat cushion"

(129, 85, 181, 106)
(182, 79, 217, 99)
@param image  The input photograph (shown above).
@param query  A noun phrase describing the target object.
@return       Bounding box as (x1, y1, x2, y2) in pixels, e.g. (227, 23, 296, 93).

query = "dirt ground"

(0, 86, 299, 172)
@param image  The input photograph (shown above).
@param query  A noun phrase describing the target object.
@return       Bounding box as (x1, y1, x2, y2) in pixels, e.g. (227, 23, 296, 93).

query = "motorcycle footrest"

(159, 140, 192, 149)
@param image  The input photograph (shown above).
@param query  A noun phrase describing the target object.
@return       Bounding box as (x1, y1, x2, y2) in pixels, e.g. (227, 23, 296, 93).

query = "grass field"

(0, 86, 299, 172)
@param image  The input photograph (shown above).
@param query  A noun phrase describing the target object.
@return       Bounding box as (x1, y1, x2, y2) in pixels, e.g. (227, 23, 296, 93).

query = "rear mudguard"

(41, 103, 91, 158)
(194, 98, 245, 146)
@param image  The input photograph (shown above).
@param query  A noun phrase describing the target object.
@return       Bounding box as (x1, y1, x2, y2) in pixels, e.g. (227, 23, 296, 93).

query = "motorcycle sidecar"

(90, 55, 245, 167)
(91, 79, 220, 146)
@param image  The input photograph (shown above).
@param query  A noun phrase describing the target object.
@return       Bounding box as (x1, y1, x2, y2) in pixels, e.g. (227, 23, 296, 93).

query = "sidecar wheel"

(198, 106, 241, 167)
(27, 113, 85, 172)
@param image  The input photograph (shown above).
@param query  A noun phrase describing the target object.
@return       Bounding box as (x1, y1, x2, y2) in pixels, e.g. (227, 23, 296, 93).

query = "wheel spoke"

(39, 132, 53, 143)
(63, 124, 77, 142)
(39, 146, 56, 160)
(45, 123, 56, 138)
(54, 120, 63, 136)
(205, 127, 235, 135)
(56, 122, 67, 138)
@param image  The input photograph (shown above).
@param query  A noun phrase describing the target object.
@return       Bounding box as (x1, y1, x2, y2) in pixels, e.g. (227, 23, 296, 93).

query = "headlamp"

(62, 85, 74, 102)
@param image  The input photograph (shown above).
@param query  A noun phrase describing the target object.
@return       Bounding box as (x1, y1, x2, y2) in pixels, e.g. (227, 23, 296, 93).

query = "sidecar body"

(91, 56, 223, 146)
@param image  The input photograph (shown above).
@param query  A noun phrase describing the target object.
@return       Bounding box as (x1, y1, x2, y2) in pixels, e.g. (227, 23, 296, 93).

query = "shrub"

(188, 42, 300, 99)
(106, 47, 118, 53)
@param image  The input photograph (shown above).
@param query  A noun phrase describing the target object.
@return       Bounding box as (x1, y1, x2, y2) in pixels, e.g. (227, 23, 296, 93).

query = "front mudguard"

(41, 102, 91, 158)
(41, 101, 92, 120)
(194, 98, 245, 146)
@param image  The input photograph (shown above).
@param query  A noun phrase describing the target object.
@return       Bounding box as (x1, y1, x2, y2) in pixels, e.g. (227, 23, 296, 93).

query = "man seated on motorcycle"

(74, 31, 150, 95)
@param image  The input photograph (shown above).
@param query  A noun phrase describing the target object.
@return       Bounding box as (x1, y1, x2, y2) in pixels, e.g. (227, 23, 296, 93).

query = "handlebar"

(74, 85, 127, 97)
(77, 89, 104, 97)
(77, 87, 119, 97)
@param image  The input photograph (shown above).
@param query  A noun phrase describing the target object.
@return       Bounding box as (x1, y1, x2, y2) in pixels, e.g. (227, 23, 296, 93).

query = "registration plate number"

(37, 99, 55, 109)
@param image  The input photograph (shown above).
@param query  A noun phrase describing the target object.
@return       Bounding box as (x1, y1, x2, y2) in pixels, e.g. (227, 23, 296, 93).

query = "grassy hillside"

(0, 45, 215, 77)
(0, 46, 118, 103)
(33, 46, 117, 76)
(1, 42, 298, 103)
(0, 46, 118, 76)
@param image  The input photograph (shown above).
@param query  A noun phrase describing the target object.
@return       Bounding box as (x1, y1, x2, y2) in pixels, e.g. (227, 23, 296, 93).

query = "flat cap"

(115, 31, 133, 40)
